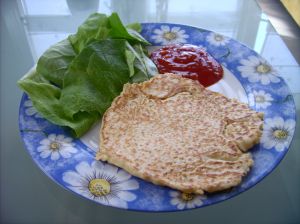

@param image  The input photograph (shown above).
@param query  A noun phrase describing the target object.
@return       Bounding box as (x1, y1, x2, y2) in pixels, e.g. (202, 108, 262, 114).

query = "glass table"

(1, 0, 299, 223)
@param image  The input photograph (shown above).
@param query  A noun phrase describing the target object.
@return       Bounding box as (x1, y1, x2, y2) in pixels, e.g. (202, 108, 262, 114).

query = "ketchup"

(150, 44, 223, 87)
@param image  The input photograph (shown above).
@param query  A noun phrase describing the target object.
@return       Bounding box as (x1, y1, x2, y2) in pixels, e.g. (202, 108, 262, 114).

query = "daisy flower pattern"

(248, 90, 274, 109)
(24, 100, 42, 118)
(237, 56, 280, 85)
(63, 161, 139, 208)
(206, 32, 230, 46)
(169, 191, 206, 209)
(261, 117, 296, 152)
(37, 134, 77, 160)
(151, 25, 189, 45)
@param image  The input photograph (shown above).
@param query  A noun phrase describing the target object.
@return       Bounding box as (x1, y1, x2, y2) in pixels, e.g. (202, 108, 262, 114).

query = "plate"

(19, 23, 296, 211)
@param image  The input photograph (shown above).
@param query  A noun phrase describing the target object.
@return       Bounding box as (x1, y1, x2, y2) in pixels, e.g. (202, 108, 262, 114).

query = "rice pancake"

(96, 74, 263, 194)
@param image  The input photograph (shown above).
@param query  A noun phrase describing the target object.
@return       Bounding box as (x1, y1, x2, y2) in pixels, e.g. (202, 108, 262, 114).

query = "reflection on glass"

(66, 0, 99, 15)
(18, 0, 299, 75)
(22, 0, 71, 15)
(167, 0, 238, 12)
(31, 33, 69, 58)
(254, 13, 269, 53)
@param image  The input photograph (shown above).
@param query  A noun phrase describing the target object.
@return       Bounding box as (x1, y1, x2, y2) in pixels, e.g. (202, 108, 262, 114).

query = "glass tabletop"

(1, 0, 299, 223)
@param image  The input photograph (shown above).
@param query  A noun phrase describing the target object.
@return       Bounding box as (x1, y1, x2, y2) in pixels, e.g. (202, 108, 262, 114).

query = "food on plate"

(96, 74, 264, 194)
(18, 11, 264, 195)
(150, 44, 223, 87)
(18, 12, 157, 137)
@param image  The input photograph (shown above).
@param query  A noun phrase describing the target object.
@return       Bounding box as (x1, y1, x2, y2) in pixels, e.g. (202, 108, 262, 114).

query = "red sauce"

(150, 44, 223, 87)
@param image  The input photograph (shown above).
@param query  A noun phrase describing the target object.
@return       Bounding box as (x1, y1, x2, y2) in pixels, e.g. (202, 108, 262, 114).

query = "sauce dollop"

(150, 44, 223, 87)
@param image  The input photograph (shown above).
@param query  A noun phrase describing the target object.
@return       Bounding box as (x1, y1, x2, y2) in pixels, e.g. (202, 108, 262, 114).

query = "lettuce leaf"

(68, 12, 149, 53)
(37, 39, 76, 87)
(60, 39, 130, 118)
(18, 12, 157, 137)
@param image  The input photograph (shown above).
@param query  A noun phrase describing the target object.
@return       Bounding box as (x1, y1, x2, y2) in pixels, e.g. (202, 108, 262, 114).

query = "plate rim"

(18, 22, 297, 212)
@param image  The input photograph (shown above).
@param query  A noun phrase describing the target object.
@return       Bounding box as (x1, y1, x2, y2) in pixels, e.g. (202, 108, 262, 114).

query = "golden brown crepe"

(96, 74, 263, 194)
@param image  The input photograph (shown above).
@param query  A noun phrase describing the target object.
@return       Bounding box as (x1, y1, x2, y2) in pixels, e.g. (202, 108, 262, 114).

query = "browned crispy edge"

(96, 74, 263, 194)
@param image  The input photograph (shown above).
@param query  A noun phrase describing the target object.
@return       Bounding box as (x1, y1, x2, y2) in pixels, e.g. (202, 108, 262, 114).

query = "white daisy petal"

(69, 186, 92, 199)
(262, 139, 275, 149)
(275, 142, 286, 151)
(264, 118, 274, 126)
(153, 29, 164, 34)
(62, 161, 139, 209)
(237, 56, 280, 84)
(40, 150, 51, 158)
(206, 33, 229, 46)
(151, 25, 188, 45)
(169, 190, 206, 209)
(109, 196, 128, 209)
(25, 107, 36, 116)
(94, 195, 109, 205)
(285, 119, 296, 130)
(116, 191, 136, 202)
(248, 74, 260, 83)
(269, 75, 280, 83)
(91, 161, 105, 171)
(240, 59, 255, 66)
(160, 25, 170, 32)
(51, 151, 60, 160)
(171, 27, 180, 32)
(82, 190, 95, 200)
(240, 67, 257, 74)
(118, 179, 139, 191)
(170, 198, 180, 205)
(177, 30, 186, 36)
(63, 137, 73, 143)
(272, 117, 285, 126)
(261, 117, 295, 151)
(186, 201, 196, 208)
(104, 163, 118, 177)
(177, 202, 186, 210)
(24, 100, 33, 107)
(40, 138, 50, 145)
(152, 36, 162, 43)
(63, 171, 86, 186)
(115, 169, 131, 182)
(68, 146, 78, 153)
(56, 134, 66, 141)
(155, 36, 164, 42)
(59, 149, 71, 158)
(169, 191, 180, 197)
(76, 161, 92, 177)
(194, 198, 204, 206)
(48, 134, 56, 141)
(37, 145, 48, 152)
(249, 56, 260, 64)
(260, 76, 271, 85)
(264, 94, 273, 102)
(61, 143, 77, 153)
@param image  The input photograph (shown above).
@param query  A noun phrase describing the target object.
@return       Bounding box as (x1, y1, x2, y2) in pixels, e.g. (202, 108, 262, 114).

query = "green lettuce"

(18, 12, 157, 137)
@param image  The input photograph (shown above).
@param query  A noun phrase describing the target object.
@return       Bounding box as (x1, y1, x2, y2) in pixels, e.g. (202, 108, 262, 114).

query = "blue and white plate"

(19, 23, 296, 211)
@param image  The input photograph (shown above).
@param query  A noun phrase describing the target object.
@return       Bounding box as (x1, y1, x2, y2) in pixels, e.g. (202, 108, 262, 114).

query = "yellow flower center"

(88, 178, 111, 197)
(255, 95, 265, 103)
(273, 130, 288, 139)
(50, 142, 60, 151)
(163, 32, 177, 40)
(214, 34, 223, 41)
(181, 192, 195, 201)
(256, 64, 271, 74)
